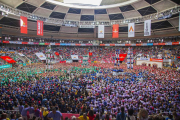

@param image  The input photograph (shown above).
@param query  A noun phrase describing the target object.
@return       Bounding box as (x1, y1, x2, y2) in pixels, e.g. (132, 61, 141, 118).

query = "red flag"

(37, 20, 43, 36)
(112, 24, 119, 38)
(55, 52, 59, 56)
(20, 16, 27, 34)
(119, 54, 127, 61)
(89, 52, 92, 56)
(0, 56, 16, 63)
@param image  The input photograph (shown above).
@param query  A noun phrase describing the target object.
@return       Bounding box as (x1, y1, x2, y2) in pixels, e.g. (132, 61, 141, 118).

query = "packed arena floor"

(0, 63, 180, 120)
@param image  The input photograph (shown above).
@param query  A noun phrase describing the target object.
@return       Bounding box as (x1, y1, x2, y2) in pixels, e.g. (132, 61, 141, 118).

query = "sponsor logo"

(39, 55, 43, 58)
(113, 29, 118, 33)
(129, 26, 134, 32)
(20, 19, 27, 27)
(5, 58, 13, 62)
(99, 30, 103, 34)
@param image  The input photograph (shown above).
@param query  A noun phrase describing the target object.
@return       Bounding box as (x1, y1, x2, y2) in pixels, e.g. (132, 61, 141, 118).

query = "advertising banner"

(128, 23, 135, 37)
(98, 25, 104, 38)
(37, 20, 43, 36)
(20, 16, 27, 34)
(150, 58, 163, 62)
(144, 20, 151, 36)
(112, 24, 119, 38)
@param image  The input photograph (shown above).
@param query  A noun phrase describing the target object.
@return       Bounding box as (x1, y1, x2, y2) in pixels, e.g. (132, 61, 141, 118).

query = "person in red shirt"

(87, 110, 95, 120)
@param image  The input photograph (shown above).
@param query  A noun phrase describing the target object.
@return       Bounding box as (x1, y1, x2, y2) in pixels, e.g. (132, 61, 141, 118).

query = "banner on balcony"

(98, 25, 104, 38)
(128, 23, 135, 37)
(20, 16, 27, 34)
(144, 20, 151, 36)
(112, 24, 119, 38)
(37, 20, 43, 36)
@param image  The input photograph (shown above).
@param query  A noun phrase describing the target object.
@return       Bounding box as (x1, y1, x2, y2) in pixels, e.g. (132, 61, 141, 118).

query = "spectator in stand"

(48, 107, 63, 120)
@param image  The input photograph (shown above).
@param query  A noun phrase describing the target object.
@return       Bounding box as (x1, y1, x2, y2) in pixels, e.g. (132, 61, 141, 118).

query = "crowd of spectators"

(0, 45, 179, 63)
(0, 63, 179, 120)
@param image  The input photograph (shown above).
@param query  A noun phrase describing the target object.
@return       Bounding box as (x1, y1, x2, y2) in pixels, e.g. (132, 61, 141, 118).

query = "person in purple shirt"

(48, 107, 63, 120)
(21, 104, 29, 120)
(18, 102, 24, 115)
(34, 105, 40, 120)
(28, 104, 34, 119)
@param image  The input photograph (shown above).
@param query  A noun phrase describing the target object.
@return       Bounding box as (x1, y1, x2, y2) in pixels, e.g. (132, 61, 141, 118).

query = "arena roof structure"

(0, 0, 179, 39)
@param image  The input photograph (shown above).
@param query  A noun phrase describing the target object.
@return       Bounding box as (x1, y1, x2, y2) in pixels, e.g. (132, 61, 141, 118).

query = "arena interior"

(0, 0, 180, 120)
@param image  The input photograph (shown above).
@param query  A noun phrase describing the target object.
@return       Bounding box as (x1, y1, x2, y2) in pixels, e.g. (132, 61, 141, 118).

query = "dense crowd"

(0, 63, 179, 120)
